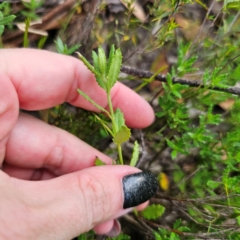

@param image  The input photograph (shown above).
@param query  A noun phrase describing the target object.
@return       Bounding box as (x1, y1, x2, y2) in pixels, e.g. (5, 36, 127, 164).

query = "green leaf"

(130, 141, 139, 166)
(107, 45, 115, 76)
(93, 114, 113, 136)
(170, 232, 180, 240)
(107, 48, 122, 90)
(67, 44, 81, 55)
(0, 2, 9, 9)
(76, 52, 97, 75)
(230, 65, 240, 81)
(77, 89, 111, 118)
(55, 37, 65, 53)
(92, 51, 100, 73)
(111, 233, 131, 240)
(95, 157, 106, 166)
(173, 219, 182, 229)
(97, 47, 107, 75)
(0, 25, 4, 36)
(141, 204, 165, 220)
(113, 125, 131, 145)
(166, 139, 186, 154)
(224, 0, 240, 9)
(114, 108, 125, 133)
(166, 73, 173, 88)
(0, 15, 15, 25)
(92, 51, 106, 90)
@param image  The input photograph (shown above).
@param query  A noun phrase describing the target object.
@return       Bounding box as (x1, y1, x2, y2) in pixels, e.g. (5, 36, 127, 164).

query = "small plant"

(76, 46, 139, 166)
(55, 37, 80, 55)
(0, 1, 15, 46)
(21, 0, 43, 20)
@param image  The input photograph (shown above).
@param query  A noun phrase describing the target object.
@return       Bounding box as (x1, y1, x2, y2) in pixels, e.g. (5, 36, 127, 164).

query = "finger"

(0, 49, 154, 163)
(93, 220, 114, 235)
(1, 48, 154, 127)
(4, 113, 112, 178)
(5, 166, 158, 239)
(94, 219, 121, 237)
(2, 163, 56, 180)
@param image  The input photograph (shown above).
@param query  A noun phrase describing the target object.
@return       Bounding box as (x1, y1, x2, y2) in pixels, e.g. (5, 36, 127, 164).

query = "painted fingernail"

(122, 171, 158, 209)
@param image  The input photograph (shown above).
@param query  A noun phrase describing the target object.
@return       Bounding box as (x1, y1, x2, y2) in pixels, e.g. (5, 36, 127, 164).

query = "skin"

(0, 49, 155, 240)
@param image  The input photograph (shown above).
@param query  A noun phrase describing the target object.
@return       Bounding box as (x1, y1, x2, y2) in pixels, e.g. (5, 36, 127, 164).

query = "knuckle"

(77, 172, 111, 224)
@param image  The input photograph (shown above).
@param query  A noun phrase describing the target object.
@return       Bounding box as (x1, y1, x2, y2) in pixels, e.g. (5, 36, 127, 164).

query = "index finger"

(0, 49, 154, 160)
(1, 48, 154, 124)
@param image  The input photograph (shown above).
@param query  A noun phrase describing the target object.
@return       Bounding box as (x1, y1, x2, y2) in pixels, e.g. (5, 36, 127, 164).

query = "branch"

(121, 65, 240, 96)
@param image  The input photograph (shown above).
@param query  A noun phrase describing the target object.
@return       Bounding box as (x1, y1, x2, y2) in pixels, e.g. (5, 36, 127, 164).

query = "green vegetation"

(1, 0, 240, 239)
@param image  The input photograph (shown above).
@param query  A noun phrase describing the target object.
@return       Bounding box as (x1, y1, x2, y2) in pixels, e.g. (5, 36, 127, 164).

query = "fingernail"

(122, 171, 158, 209)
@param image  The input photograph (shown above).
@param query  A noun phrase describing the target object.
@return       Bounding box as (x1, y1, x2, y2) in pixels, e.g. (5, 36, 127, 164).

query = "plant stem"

(107, 90, 116, 133)
(118, 144, 124, 165)
(107, 89, 124, 164)
(121, 65, 240, 96)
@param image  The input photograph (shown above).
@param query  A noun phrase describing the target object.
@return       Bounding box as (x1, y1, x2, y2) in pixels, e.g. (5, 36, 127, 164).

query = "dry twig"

(121, 65, 240, 96)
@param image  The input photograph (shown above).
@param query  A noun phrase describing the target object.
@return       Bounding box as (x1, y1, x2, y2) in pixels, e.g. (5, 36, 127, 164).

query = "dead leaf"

(149, 50, 169, 93)
(218, 99, 235, 111)
(16, 20, 48, 36)
(120, 0, 147, 23)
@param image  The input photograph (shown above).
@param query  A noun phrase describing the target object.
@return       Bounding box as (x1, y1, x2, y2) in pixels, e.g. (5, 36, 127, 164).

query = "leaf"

(141, 204, 165, 220)
(173, 219, 182, 229)
(67, 44, 81, 55)
(95, 157, 106, 166)
(97, 47, 107, 75)
(0, 15, 15, 25)
(55, 37, 65, 53)
(166, 139, 187, 155)
(0, 2, 8, 9)
(107, 48, 122, 90)
(113, 125, 131, 145)
(114, 108, 125, 133)
(224, 0, 240, 9)
(130, 141, 139, 166)
(77, 89, 110, 118)
(111, 233, 130, 240)
(92, 51, 106, 90)
(107, 45, 115, 76)
(76, 52, 97, 76)
(92, 51, 100, 74)
(166, 73, 173, 88)
(207, 180, 221, 189)
(0, 25, 4, 36)
(93, 114, 113, 136)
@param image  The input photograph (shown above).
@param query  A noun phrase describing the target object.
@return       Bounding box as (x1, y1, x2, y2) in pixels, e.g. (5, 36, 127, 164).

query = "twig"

(173, 165, 203, 189)
(121, 65, 240, 96)
(136, 130, 148, 168)
(226, 10, 240, 35)
(148, 218, 238, 239)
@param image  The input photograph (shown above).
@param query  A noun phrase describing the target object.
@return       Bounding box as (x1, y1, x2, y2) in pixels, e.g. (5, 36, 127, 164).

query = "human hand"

(0, 49, 157, 239)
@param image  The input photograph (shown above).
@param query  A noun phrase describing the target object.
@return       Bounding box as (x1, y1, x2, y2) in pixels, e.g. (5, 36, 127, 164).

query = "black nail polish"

(122, 171, 158, 209)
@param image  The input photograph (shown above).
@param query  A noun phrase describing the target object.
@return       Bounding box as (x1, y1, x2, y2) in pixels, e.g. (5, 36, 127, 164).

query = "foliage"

(0, 1, 15, 45)
(77, 46, 139, 165)
(55, 37, 80, 55)
(21, 0, 43, 20)
(1, 0, 240, 239)
(141, 204, 165, 220)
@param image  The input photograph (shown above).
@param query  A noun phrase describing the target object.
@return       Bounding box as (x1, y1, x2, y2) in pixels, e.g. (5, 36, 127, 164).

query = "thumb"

(5, 165, 158, 240)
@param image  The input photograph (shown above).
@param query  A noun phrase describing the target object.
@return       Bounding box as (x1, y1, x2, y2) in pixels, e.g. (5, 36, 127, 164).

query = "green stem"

(107, 89, 124, 164)
(118, 145, 124, 165)
(107, 90, 116, 133)
(224, 183, 230, 207)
